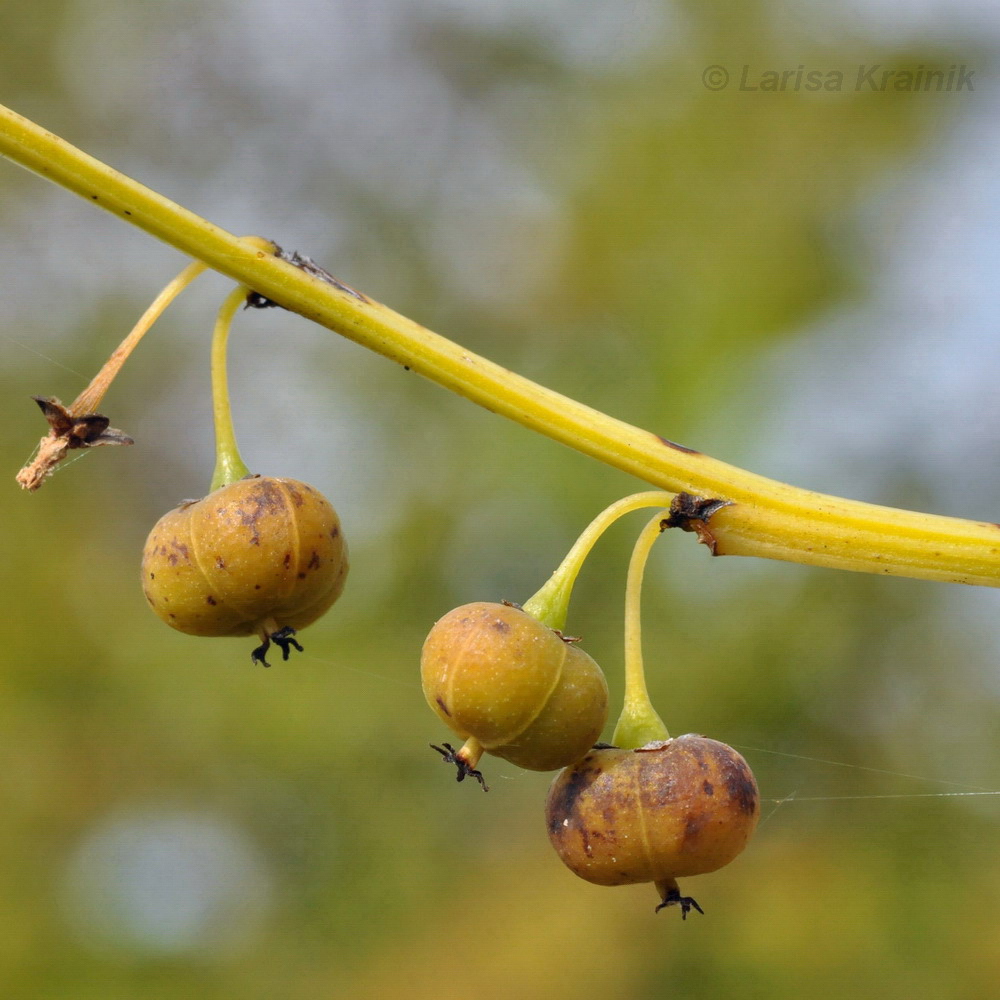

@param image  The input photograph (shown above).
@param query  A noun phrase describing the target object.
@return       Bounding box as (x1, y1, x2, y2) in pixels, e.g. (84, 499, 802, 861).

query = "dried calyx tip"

(250, 626, 303, 668)
(16, 396, 133, 491)
(655, 883, 704, 919)
(430, 743, 489, 791)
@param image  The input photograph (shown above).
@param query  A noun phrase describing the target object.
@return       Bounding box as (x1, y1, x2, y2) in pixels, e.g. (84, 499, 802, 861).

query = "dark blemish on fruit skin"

(149, 572, 155, 580)
(254, 584, 261, 590)
(297, 572, 307, 579)
(703, 780, 714, 796)
(287, 486, 305, 507)
(683, 811, 707, 847)
(215, 557, 226, 570)
(435, 696, 451, 717)
(721, 756, 759, 816)
(165, 538, 190, 567)
(546, 755, 603, 835)
(283, 552, 292, 569)
(656, 434, 701, 455)
(492, 619, 511, 633)
(235, 480, 286, 543)
(206, 596, 218, 606)
(330, 526, 340, 539)
(307, 551, 321, 570)
(678, 738, 708, 772)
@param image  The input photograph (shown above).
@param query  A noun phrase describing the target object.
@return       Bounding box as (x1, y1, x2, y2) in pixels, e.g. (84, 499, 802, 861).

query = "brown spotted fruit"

(421, 602, 608, 773)
(546, 735, 759, 916)
(141, 475, 347, 665)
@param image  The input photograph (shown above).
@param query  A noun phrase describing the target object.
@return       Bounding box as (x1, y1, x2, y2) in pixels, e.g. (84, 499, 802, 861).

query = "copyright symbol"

(702, 65, 729, 91)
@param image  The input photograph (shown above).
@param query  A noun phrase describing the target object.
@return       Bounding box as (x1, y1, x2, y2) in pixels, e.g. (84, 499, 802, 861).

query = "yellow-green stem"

(612, 512, 670, 749)
(522, 491, 675, 630)
(3, 102, 1000, 588)
(209, 286, 251, 491)
(71, 260, 206, 416)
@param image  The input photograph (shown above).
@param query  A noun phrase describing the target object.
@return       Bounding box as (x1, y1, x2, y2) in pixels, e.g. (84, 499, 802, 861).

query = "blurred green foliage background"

(2, 2, 1000, 997)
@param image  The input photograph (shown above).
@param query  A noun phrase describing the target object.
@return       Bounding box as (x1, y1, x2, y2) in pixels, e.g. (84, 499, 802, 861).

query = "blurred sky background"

(2, 1, 1000, 998)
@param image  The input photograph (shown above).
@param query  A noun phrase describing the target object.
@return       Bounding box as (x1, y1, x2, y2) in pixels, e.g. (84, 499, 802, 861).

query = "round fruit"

(141, 475, 347, 663)
(421, 601, 608, 772)
(545, 735, 759, 914)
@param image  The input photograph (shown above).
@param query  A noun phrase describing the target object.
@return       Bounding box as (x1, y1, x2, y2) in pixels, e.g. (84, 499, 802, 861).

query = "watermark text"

(701, 64, 975, 93)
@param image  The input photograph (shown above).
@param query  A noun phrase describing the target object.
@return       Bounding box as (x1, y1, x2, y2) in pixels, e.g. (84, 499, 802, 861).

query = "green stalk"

(612, 512, 671, 749)
(209, 286, 251, 491)
(3, 101, 1000, 587)
(522, 491, 675, 629)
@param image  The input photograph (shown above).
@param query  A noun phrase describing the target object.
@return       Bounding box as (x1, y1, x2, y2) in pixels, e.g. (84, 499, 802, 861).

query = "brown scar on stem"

(16, 396, 133, 492)
(244, 243, 370, 308)
(655, 434, 701, 455)
(660, 492, 733, 555)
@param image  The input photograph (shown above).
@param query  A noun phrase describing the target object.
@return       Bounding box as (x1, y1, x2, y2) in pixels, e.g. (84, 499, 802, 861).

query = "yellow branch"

(2, 101, 998, 586)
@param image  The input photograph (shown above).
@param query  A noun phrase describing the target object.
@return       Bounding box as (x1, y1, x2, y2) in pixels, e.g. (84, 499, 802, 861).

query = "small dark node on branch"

(656, 434, 701, 455)
(245, 243, 369, 309)
(430, 743, 489, 791)
(660, 492, 733, 555)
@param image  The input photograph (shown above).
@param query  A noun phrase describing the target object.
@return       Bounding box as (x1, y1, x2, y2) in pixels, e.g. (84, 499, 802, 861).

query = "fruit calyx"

(17, 396, 133, 491)
(654, 878, 704, 919)
(430, 740, 489, 791)
(251, 624, 304, 668)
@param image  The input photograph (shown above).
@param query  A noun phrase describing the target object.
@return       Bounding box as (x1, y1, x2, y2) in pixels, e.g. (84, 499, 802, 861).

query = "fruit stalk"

(209, 285, 252, 491)
(522, 491, 676, 630)
(72, 260, 207, 416)
(613, 512, 670, 749)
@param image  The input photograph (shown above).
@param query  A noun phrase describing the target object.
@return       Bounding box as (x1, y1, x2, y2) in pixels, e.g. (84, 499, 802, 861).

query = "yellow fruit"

(421, 601, 608, 772)
(141, 475, 347, 664)
(545, 735, 759, 915)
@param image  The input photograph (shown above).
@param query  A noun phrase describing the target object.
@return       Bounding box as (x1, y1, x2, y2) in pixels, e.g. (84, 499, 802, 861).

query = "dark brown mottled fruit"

(546, 735, 758, 905)
(141, 475, 347, 642)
